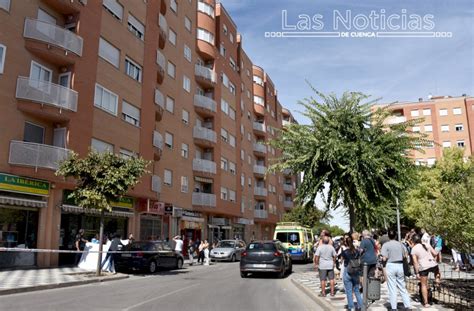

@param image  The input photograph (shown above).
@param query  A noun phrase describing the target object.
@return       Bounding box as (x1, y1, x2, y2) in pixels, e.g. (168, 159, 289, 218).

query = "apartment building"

(379, 95, 474, 165)
(0, 0, 297, 268)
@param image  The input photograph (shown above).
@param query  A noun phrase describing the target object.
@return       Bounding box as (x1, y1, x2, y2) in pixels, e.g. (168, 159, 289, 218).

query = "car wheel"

(148, 260, 157, 274)
(240, 271, 247, 278)
(231, 254, 236, 262)
(176, 258, 183, 269)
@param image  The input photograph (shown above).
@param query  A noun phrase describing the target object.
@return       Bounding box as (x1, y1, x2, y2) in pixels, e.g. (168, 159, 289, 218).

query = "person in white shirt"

(173, 235, 183, 255)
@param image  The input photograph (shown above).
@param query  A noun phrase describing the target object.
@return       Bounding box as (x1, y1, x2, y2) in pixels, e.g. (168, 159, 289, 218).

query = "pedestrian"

(198, 240, 205, 264)
(314, 236, 337, 297)
(203, 239, 210, 265)
(173, 235, 183, 255)
(380, 230, 412, 311)
(410, 234, 441, 307)
(360, 229, 377, 286)
(341, 236, 363, 311)
(352, 232, 360, 248)
(187, 239, 195, 266)
(128, 233, 135, 245)
(378, 229, 389, 247)
(91, 234, 100, 244)
(101, 233, 123, 274)
(75, 229, 88, 266)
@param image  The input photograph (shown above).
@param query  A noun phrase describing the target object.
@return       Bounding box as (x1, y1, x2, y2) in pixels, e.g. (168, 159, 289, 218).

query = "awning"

(181, 216, 205, 223)
(0, 195, 47, 208)
(61, 204, 134, 218)
(194, 176, 213, 183)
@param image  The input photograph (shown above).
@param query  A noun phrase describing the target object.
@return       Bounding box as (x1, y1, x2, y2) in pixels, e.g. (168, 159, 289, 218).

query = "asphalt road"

(0, 262, 323, 311)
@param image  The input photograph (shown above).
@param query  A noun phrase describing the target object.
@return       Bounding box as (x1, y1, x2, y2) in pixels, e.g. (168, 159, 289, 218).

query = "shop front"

(138, 199, 164, 241)
(179, 210, 204, 255)
(233, 218, 254, 242)
(208, 216, 231, 243)
(0, 173, 49, 268)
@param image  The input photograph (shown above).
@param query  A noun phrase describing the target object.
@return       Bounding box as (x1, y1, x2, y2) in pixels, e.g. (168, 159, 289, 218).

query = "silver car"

(210, 240, 246, 262)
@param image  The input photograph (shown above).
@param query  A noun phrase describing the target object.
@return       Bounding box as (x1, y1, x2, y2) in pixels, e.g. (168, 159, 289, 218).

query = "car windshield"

(276, 232, 301, 245)
(248, 242, 276, 251)
(217, 241, 236, 248)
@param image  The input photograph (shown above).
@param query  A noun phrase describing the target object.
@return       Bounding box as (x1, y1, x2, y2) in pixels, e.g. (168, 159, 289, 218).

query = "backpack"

(430, 236, 437, 249)
(347, 250, 361, 275)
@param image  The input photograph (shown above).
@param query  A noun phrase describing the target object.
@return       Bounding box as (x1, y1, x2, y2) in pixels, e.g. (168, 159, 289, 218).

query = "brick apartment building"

(378, 95, 474, 165)
(0, 0, 298, 268)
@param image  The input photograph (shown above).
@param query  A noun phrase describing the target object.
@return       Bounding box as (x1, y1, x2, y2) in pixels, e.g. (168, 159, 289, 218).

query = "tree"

(269, 89, 424, 231)
(404, 148, 474, 253)
(312, 223, 346, 237)
(282, 205, 327, 228)
(56, 150, 149, 275)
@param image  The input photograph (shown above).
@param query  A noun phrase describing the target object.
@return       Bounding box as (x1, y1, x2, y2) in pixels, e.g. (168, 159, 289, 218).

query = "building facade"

(0, 0, 297, 268)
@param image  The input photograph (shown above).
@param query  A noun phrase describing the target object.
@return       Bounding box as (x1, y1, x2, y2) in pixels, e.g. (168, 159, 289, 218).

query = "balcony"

(195, 64, 216, 88)
(23, 18, 83, 63)
(153, 131, 163, 161)
(158, 14, 168, 49)
(154, 89, 164, 121)
(253, 143, 267, 155)
(254, 209, 268, 219)
(386, 116, 407, 125)
(253, 165, 266, 176)
(192, 192, 216, 208)
(253, 122, 266, 134)
(254, 187, 268, 197)
(9, 140, 71, 171)
(193, 158, 216, 175)
(41, 0, 87, 14)
(284, 201, 294, 209)
(151, 175, 162, 194)
(254, 103, 265, 116)
(193, 126, 216, 147)
(156, 50, 166, 84)
(283, 184, 293, 192)
(194, 94, 216, 116)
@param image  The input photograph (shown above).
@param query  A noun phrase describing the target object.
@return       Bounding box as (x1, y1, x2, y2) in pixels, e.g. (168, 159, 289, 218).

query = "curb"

(290, 277, 337, 311)
(0, 274, 129, 296)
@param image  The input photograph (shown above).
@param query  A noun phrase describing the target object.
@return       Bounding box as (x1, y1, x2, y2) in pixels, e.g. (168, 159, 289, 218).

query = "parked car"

(240, 240, 292, 278)
(210, 240, 246, 262)
(115, 241, 184, 273)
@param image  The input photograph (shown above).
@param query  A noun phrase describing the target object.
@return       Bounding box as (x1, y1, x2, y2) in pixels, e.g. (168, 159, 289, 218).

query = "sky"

(220, 0, 474, 231)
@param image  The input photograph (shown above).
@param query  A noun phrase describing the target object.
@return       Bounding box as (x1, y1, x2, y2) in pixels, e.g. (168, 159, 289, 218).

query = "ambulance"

(273, 222, 314, 262)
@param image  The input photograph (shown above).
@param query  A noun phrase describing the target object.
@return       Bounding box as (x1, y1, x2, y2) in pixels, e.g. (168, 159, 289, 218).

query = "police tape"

(0, 248, 177, 254)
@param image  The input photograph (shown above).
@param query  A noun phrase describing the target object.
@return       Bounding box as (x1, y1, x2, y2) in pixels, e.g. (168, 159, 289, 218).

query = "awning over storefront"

(61, 204, 134, 218)
(0, 195, 47, 208)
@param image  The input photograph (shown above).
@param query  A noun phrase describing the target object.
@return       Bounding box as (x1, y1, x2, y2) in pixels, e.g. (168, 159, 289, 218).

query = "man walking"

(101, 234, 123, 274)
(314, 236, 337, 296)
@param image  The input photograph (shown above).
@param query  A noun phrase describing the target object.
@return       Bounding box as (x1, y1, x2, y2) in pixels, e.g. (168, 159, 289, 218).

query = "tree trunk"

(349, 206, 355, 233)
(96, 209, 104, 276)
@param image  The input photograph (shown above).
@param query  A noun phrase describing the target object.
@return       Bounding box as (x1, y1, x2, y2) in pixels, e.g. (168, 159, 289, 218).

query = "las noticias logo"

(266, 10, 453, 38)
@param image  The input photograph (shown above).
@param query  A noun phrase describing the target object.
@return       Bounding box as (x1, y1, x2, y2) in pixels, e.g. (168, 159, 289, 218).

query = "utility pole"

(396, 197, 401, 241)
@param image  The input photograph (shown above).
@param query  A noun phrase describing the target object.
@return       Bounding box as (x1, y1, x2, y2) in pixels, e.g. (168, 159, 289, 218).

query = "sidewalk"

(291, 270, 453, 311)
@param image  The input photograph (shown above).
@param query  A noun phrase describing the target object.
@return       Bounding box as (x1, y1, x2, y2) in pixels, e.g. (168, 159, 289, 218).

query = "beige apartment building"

(0, 0, 297, 268)
(380, 95, 474, 165)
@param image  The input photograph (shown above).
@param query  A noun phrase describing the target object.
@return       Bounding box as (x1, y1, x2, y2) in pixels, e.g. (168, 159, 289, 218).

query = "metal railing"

(193, 126, 216, 143)
(194, 94, 217, 112)
(195, 64, 216, 83)
(153, 131, 163, 151)
(192, 192, 216, 207)
(283, 184, 293, 192)
(253, 122, 266, 132)
(16, 76, 78, 112)
(156, 50, 166, 69)
(254, 187, 268, 197)
(23, 18, 83, 56)
(9, 140, 71, 170)
(151, 175, 162, 194)
(158, 14, 168, 34)
(193, 158, 216, 174)
(254, 209, 268, 219)
(253, 143, 267, 154)
(284, 201, 294, 208)
(155, 89, 165, 110)
(253, 165, 266, 175)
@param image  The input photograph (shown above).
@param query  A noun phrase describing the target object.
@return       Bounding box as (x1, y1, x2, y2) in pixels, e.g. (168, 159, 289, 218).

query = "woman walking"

(340, 236, 363, 311)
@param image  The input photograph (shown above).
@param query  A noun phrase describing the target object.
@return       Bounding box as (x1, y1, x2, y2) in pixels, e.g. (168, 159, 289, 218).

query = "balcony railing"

(151, 175, 162, 194)
(16, 76, 78, 112)
(159, 14, 168, 34)
(254, 209, 268, 219)
(193, 126, 216, 143)
(254, 187, 268, 197)
(155, 89, 164, 110)
(193, 158, 216, 174)
(9, 140, 71, 170)
(284, 201, 294, 208)
(283, 184, 293, 192)
(253, 165, 266, 175)
(23, 18, 83, 56)
(195, 64, 216, 83)
(192, 192, 216, 207)
(156, 50, 166, 69)
(253, 143, 267, 154)
(253, 122, 266, 133)
(194, 94, 217, 112)
(153, 131, 163, 151)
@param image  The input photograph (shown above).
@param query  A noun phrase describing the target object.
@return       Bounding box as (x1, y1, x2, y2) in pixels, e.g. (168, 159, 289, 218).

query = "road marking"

(123, 283, 200, 310)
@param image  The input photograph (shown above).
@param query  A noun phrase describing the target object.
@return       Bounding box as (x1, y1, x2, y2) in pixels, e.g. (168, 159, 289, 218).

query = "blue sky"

(221, 0, 474, 231)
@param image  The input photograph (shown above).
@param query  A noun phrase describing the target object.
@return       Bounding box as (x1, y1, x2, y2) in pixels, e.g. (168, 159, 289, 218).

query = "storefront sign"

(63, 190, 133, 210)
(183, 221, 202, 230)
(182, 210, 202, 218)
(0, 173, 49, 196)
(211, 217, 227, 226)
(138, 199, 165, 215)
(236, 218, 254, 225)
(164, 205, 173, 215)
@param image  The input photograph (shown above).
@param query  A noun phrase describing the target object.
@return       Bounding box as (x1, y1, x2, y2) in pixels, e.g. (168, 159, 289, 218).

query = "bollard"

(362, 262, 369, 311)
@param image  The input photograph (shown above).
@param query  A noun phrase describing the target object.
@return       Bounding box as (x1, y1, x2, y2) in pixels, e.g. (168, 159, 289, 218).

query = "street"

(0, 262, 322, 311)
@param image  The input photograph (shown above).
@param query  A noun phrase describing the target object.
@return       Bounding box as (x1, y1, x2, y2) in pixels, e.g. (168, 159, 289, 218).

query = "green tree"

(269, 89, 424, 231)
(312, 223, 346, 237)
(282, 205, 327, 228)
(56, 150, 149, 275)
(404, 148, 474, 252)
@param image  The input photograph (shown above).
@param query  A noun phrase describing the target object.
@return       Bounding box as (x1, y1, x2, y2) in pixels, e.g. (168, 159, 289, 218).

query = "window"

(229, 82, 236, 95)
(229, 190, 236, 202)
(220, 187, 227, 200)
(127, 15, 145, 40)
(219, 44, 226, 57)
(455, 124, 464, 132)
(247, 132, 251, 141)
(457, 140, 465, 148)
(125, 58, 142, 82)
(166, 96, 174, 113)
(94, 83, 118, 115)
(229, 162, 236, 175)
(223, 24, 228, 35)
(197, 28, 214, 45)
(221, 73, 229, 87)
(170, 0, 177, 13)
(442, 141, 451, 148)
(229, 58, 236, 71)
(182, 110, 189, 124)
(221, 128, 228, 142)
(424, 125, 433, 132)
(168, 28, 177, 45)
(248, 178, 252, 187)
(253, 75, 264, 86)
(241, 174, 245, 187)
(24, 122, 44, 144)
(167, 61, 176, 78)
(229, 107, 236, 120)
(98, 38, 120, 68)
(122, 101, 140, 126)
(197, 1, 214, 17)
(103, 0, 123, 20)
(229, 134, 236, 147)
(184, 16, 191, 32)
(427, 158, 436, 166)
(181, 176, 188, 193)
(441, 125, 449, 132)
(0, 0, 10, 11)
(119, 148, 134, 159)
(221, 99, 229, 115)
(0, 44, 6, 74)
(229, 33, 234, 43)
(412, 126, 420, 132)
(439, 109, 448, 116)
(184, 44, 192, 62)
(183, 75, 191, 92)
(181, 143, 188, 158)
(427, 141, 434, 148)
(423, 108, 431, 116)
(165, 132, 173, 149)
(30, 61, 52, 87)
(221, 157, 228, 171)
(410, 110, 419, 117)
(91, 138, 113, 153)
(254, 95, 264, 106)
(164, 169, 172, 186)
(453, 107, 462, 115)
(241, 150, 244, 160)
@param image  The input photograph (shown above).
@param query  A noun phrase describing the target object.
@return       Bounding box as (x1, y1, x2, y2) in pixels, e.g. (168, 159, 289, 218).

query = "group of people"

(183, 238, 211, 266)
(313, 228, 444, 310)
